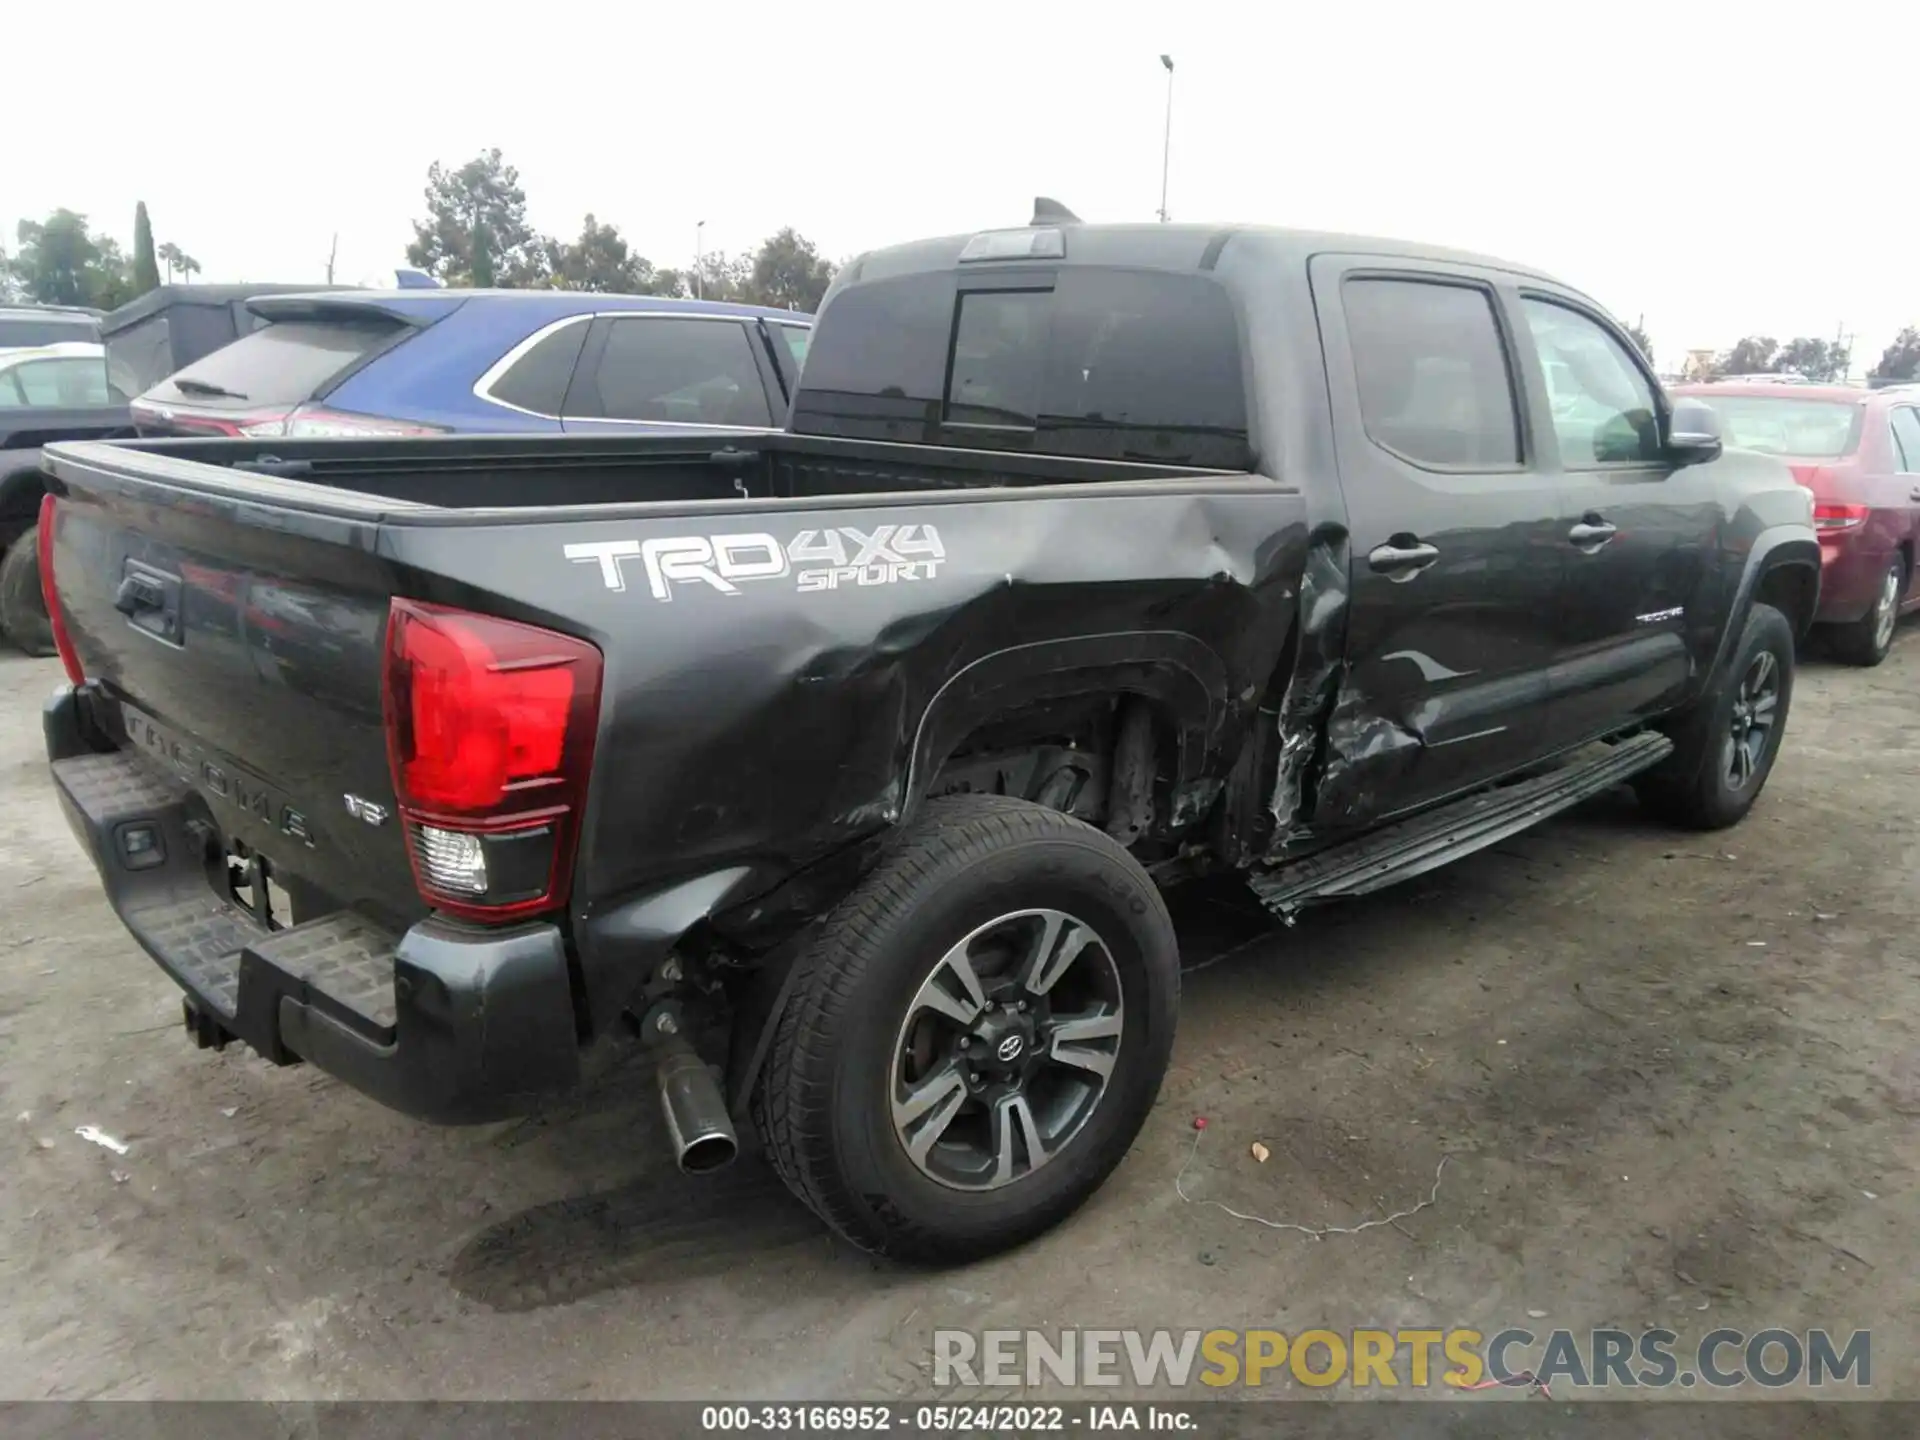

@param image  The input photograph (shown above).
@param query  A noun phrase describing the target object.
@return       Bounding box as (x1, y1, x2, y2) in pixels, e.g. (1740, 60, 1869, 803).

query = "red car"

(1672, 380, 1920, 665)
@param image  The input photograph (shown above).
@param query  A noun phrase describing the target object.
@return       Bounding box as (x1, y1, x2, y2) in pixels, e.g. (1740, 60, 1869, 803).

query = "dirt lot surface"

(2, 640, 1916, 1403)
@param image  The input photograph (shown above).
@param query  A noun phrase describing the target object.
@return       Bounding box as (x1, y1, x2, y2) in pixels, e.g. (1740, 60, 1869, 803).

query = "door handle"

(1908, 487, 1920, 503)
(1367, 540, 1440, 577)
(1569, 521, 1618, 547)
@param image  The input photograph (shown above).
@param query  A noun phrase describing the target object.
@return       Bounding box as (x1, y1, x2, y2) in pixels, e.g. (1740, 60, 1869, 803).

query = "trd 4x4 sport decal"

(564, 524, 946, 601)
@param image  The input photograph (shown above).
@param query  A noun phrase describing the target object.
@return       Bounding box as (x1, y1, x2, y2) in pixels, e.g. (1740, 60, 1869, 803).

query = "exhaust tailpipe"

(655, 1028, 739, 1174)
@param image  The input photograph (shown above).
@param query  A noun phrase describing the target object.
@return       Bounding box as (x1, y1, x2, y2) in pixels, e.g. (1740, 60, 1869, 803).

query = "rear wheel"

(751, 794, 1179, 1264)
(1636, 602, 1794, 830)
(0, 526, 54, 658)
(1826, 557, 1903, 667)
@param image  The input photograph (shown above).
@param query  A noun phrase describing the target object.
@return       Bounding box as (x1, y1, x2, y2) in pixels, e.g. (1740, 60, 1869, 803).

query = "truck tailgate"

(42, 448, 420, 930)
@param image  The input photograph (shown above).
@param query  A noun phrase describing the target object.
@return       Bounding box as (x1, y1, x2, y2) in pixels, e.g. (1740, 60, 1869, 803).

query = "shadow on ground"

(447, 872, 1297, 1311)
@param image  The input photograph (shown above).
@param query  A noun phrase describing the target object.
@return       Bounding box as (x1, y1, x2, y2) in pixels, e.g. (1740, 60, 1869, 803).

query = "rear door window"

(567, 317, 773, 428)
(1342, 277, 1522, 468)
(149, 319, 404, 407)
(773, 322, 810, 372)
(759, 320, 812, 395)
(2, 357, 122, 407)
(1891, 407, 1920, 474)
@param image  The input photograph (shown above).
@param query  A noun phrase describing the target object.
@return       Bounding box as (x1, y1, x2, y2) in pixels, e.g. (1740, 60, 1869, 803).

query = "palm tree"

(155, 242, 202, 284)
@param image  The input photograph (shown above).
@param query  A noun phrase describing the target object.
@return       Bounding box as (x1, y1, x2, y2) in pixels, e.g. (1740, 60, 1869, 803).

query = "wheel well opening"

(923, 692, 1176, 839)
(1755, 563, 1818, 640)
(0, 470, 48, 551)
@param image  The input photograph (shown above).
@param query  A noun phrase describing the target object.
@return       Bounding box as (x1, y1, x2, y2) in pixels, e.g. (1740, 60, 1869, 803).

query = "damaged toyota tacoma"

(38, 204, 1819, 1263)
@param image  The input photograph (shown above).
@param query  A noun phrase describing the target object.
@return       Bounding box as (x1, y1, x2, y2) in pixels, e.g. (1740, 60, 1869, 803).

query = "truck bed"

(39, 432, 1285, 961)
(49, 432, 1230, 518)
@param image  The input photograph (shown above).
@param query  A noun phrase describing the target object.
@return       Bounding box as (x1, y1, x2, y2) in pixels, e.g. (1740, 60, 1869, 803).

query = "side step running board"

(1248, 732, 1674, 919)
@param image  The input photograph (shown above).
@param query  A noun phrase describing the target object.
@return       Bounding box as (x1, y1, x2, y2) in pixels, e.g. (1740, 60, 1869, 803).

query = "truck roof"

(97, 284, 357, 334)
(840, 218, 1570, 293)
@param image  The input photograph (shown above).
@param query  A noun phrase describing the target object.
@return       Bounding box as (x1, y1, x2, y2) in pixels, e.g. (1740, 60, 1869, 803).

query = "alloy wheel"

(889, 909, 1124, 1192)
(1723, 649, 1780, 791)
(1874, 564, 1901, 654)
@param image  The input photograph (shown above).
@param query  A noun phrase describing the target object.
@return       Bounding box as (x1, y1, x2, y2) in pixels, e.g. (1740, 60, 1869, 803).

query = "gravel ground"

(2, 639, 1915, 1402)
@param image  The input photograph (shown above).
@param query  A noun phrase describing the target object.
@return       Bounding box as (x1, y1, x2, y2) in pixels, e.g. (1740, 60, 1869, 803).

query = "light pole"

(695, 220, 706, 298)
(1157, 54, 1174, 222)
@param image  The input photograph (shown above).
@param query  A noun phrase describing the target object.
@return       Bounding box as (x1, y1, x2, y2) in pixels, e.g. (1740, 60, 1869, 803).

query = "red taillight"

(36, 493, 85, 685)
(130, 400, 289, 438)
(1813, 503, 1869, 532)
(382, 600, 602, 920)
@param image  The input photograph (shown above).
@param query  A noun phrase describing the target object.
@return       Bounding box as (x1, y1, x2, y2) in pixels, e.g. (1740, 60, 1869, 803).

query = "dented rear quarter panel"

(474, 480, 1313, 923)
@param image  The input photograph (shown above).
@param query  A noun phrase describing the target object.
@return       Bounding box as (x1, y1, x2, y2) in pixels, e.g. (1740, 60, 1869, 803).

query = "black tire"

(0, 525, 55, 658)
(1824, 556, 1903, 667)
(1635, 602, 1794, 831)
(751, 794, 1179, 1264)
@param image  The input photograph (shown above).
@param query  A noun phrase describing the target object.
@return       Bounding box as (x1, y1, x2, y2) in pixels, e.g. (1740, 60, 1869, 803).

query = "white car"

(0, 342, 126, 409)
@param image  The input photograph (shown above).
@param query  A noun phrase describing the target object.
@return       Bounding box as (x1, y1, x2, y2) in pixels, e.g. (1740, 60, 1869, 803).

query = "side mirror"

(1665, 397, 1724, 466)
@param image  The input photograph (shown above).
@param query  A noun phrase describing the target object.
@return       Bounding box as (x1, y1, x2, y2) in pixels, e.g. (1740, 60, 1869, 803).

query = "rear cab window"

(565, 316, 773, 428)
(792, 266, 1252, 469)
(148, 318, 406, 408)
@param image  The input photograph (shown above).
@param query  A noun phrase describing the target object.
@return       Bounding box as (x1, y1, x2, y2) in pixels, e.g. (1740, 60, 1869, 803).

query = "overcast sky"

(11, 0, 1916, 370)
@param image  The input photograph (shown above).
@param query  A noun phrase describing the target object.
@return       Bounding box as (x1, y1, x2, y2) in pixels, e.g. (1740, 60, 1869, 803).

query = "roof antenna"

(1031, 197, 1081, 226)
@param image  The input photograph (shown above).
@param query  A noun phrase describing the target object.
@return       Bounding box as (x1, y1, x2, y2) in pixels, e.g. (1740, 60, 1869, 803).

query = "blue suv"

(129, 290, 812, 439)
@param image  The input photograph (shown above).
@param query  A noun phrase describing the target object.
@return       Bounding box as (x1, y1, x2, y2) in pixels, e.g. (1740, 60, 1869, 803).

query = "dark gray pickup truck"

(39, 206, 1819, 1263)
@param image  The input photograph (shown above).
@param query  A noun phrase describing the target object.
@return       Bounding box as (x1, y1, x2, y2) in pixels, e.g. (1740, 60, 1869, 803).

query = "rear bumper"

(1814, 537, 1895, 624)
(45, 684, 582, 1124)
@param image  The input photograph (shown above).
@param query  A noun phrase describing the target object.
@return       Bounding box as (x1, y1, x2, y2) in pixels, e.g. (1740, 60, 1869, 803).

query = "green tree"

(1868, 327, 1920, 386)
(7, 210, 132, 309)
(0, 246, 18, 302)
(743, 227, 836, 311)
(1775, 336, 1851, 383)
(687, 250, 752, 302)
(646, 265, 691, 298)
(1622, 319, 1654, 366)
(545, 214, 657, 293)
(405, 149, 543, 288)
(131, 202, 161, 295)
(1714, 335, 1778, 378)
